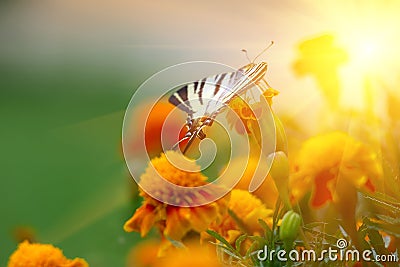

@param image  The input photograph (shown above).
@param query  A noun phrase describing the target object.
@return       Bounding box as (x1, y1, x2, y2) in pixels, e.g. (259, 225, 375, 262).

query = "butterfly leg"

(182, 132, 198, 154)
(197, 118, 213, 139)
(257, 78, 272, 91)
(186, 116, 193, 129)
(171, 135, 190, 151)
(197, 129, 206, 139)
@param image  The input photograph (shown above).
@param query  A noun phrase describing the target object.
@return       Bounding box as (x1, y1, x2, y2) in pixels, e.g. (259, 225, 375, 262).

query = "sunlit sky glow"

(1, 0, 399, 116)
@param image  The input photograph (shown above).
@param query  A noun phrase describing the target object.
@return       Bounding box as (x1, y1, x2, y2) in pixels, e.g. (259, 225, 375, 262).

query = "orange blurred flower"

(204, 189, 273, 245)
(290, 132, 383, 244)
(154, 241, 222, 267)
(222, 156, 279, 208)
(126, 239, 159, 267)
(126, 239, 223, 267)
(124, 151, 229, 245)
(290, 131, 382, 208)
(7, 240, 88, 267)
(125, 101, 184, 157)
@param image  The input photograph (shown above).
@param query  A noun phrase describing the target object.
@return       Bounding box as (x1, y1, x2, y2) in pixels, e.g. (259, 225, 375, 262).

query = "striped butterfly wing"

(169, 67, 257, 120)
(168, 62, 268, 153)
(212, 62, 268, 113)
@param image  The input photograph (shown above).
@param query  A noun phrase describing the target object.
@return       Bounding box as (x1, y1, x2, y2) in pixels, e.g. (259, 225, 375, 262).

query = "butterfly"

(169, 43, 273, 154)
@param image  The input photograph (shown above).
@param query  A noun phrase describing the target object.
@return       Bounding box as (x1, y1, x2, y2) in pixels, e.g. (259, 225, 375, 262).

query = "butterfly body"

(169, 62, 269, 153)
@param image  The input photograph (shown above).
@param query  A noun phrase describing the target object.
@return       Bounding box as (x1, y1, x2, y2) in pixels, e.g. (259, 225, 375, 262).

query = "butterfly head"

(185, 116, 213, 140)
(239, 62, 268, 82)
(241, 62, 268, 72)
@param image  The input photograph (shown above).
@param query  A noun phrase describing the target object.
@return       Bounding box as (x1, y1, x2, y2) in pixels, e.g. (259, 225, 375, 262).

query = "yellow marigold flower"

(7, 240, 88, 267)
(262, 87, 279, 106)
(293, 34, 348, 108)
(124, 151, 229, 242)
(290, 131, 382, 208)
(222, 156, 279, 208)
(205, 189, 273, 244)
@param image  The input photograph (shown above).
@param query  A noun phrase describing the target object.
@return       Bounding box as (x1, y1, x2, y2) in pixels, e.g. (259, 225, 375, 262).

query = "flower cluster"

(7, 241, 88, 267)
(124, 151, 229, 249)
(123, 34, 398, 266)
(204, 189, 273, 244)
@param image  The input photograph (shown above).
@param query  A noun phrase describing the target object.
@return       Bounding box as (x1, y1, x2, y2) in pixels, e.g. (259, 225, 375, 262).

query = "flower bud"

(268, 151, 290, 186)
(273, 113, 288, 154)
(279, 210, 301, 244)
(268, 151, 290, 207)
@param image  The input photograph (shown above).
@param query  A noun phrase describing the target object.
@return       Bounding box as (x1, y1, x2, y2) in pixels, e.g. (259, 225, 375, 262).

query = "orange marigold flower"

(7, 240, 88, 267)
(125, 101, 185, 157)
(126, 239, 159, 267)
(154, 241, 222, 267)
(290, 131, 383, 208)
(262, 87, 279, 106)
(205, 189, 273, 244)
(124, 151, 229, 243)
(226, 96, 260, 135)
(225, 88, 279, 135)
(225, 88, 282, 153)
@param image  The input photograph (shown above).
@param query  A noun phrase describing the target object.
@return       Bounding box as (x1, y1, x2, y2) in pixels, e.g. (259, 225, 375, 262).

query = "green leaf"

(235, 234, 247, 252)
(259, 218, 272, 239)
(367, 228, 388, 255)
(246, 238, 262, 260)
(165, 236, 187, 249)
(302, 226, 339, 245)
(272, 198, 283, 235)
(206, 229, 236, 253)
(247, 235, 266, 245)
(215, 243, 241, 260)
(363, 193, 400, 215)
(363, 217, 400, 238)
(375, 214, 400, 224)
(228, 209, 249, 234)
(303, 222, 328, 229)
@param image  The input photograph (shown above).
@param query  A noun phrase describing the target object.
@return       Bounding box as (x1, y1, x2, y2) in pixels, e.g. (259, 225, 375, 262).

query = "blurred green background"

(0, 4, 194, 265)
(0, 48, 147, 266)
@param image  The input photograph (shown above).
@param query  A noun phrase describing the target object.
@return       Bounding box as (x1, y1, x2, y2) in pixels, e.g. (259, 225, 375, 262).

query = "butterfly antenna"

(241, 49, 251, 63)
(252, 41, 274, 63)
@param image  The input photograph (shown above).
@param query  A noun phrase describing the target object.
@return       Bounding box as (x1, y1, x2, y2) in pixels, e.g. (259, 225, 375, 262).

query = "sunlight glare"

(347, 36, 383, 69)
(339, 33, 385, 110)
(359, 40, 379, 59)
